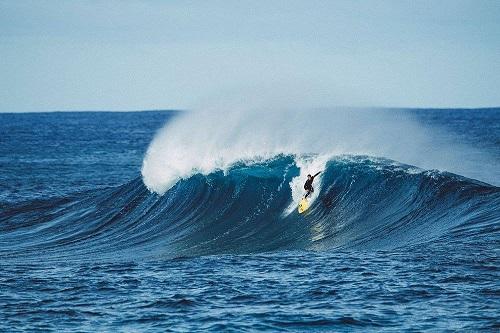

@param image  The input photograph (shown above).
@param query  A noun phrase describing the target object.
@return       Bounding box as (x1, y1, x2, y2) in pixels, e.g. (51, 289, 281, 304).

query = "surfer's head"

(307, 174, 312, 179)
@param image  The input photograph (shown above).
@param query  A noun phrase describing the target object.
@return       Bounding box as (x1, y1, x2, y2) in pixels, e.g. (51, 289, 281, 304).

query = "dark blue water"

(1, 109, 499, 331)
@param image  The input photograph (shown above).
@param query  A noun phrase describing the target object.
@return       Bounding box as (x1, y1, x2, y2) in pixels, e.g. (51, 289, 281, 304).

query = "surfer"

(304, 171, 321, 199)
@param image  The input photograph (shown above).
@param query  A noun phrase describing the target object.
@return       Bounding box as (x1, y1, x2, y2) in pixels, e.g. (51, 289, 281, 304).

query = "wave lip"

(1, 155, 499, 261)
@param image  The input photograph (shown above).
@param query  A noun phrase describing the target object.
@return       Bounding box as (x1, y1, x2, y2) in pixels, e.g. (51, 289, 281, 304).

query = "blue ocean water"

(0, 109, 499, 331)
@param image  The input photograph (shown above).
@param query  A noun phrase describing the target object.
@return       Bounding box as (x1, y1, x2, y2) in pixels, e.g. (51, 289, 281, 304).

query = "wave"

(1, 155, 498, 261)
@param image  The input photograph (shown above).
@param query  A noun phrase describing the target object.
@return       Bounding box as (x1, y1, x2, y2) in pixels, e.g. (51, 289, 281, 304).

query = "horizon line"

(1, 106, 500, 115)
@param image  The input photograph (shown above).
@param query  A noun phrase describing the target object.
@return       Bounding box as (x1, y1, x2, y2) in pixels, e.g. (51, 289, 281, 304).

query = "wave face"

(2, 155, 498, 261)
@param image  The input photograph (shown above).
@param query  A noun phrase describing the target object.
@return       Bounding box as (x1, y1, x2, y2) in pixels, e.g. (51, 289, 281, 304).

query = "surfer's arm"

(313, 171, 321, 178)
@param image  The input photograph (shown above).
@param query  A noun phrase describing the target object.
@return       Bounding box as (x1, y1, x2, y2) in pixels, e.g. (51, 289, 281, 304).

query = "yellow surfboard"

(298, 198, 309, 214)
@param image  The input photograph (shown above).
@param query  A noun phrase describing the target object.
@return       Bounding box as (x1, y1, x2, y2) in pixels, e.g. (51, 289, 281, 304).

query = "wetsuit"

(304, 171, 321, 198)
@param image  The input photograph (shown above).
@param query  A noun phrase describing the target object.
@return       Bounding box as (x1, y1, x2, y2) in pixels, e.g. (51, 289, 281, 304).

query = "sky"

(0, 0, 499, 112)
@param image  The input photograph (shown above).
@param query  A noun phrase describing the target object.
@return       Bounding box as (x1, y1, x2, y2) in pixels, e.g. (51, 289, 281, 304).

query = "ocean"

(0, 108, 499, 331)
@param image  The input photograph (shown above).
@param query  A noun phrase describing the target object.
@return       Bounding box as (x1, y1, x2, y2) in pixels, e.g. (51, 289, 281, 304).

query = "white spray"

(142, 106, 496, 199)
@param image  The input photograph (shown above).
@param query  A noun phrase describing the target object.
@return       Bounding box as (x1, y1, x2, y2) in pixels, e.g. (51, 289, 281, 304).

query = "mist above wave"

(141, 106, 489, 194)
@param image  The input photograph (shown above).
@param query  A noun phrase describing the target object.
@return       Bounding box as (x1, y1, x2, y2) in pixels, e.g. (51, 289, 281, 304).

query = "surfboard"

(298, 198, 309, 214)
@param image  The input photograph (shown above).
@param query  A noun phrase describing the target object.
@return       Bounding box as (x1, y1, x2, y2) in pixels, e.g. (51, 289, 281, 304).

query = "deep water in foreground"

(2, 250, 498, 331)
(0, 109, 499, 331)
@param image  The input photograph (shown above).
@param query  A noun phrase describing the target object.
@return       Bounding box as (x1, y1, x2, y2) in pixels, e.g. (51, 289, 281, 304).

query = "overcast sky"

(1, 0, 499, 112)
